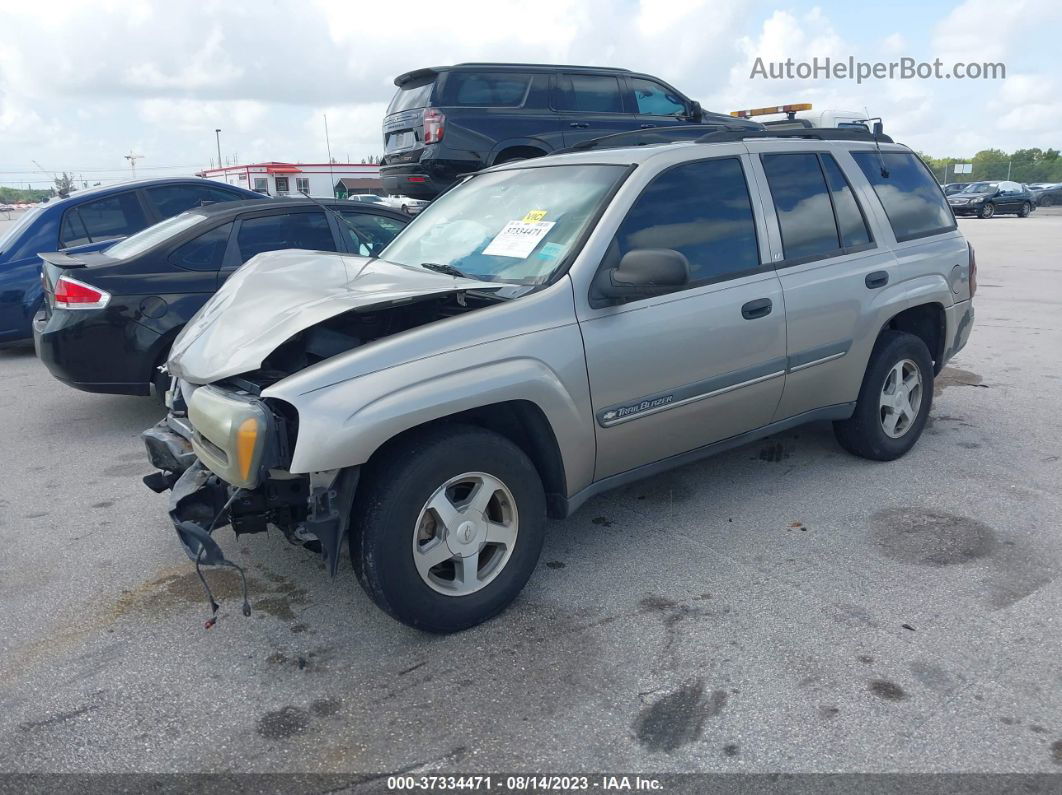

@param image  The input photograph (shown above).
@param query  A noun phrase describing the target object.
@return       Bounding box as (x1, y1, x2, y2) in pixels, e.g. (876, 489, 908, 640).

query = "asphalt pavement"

(0, 211, 1060, 777)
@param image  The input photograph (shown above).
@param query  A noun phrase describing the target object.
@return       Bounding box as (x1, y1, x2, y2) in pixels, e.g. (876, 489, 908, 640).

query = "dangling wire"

(194, 487, 249, 628)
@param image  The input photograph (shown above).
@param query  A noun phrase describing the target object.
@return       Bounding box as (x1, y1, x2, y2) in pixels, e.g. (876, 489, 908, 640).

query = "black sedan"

(1030, 182, 1062, 207)
(34, 198, 409, 401)
(946, 180, 1037, 218)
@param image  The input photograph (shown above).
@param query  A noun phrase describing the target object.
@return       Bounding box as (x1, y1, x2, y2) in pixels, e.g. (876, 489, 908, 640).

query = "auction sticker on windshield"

(483, 220, 555, 258)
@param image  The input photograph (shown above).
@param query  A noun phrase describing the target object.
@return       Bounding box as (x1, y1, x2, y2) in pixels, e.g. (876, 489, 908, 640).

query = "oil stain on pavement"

(870, 508, 996, 566)
(634, 679, 727, 752)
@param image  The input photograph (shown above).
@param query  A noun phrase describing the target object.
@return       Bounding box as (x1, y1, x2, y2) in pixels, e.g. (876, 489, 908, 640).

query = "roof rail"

(454, 62, 631, 71)
(696, 128, 894, 144)
(553, 123, 763, 155)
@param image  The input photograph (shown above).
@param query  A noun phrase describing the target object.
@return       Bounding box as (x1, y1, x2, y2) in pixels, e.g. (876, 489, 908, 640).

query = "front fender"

(273, 326, 596, 495)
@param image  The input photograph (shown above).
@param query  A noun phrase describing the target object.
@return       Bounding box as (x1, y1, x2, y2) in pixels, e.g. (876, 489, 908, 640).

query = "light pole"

(215, 129, 222, 169)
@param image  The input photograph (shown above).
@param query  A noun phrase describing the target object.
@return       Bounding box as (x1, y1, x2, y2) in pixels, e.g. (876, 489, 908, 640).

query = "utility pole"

(124, 151, 143, 179)
(215, 129, 223, 173)
(324, 114, 335, 198)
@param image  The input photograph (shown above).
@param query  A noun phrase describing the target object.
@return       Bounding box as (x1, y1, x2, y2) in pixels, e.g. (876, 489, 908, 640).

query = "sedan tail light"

(53, 275, 111, 309)
(422, 108, 445, 144)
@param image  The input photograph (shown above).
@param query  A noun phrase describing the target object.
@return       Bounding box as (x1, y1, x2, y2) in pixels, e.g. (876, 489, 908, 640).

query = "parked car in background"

(941, 183, 966, 196)
(144, 128, 974, 632)
(380, 62, 760, 199)
(0, 178, 261, 345)
(34, 198, 408, 401)
(348, 194, 430, 215)
(946, 180, 1036, 218)
(1029, 182, 1062, 206)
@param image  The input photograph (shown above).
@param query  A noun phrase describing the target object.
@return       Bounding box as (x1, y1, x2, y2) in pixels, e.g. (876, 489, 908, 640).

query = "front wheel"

(1018, 202, 1032, 217)
(833, 331, 934, 461)
(352, 424, 546, 633)
(978, 202, 995, 219)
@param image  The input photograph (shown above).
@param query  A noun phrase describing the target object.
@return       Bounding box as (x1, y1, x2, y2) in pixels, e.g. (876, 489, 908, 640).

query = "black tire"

(352, 424, 546, 633)
(833, 330, 934, 461)
(978, 202, 994, 219)
(1018, 202, 1032, 217)
(1040, 195, 1053, 207)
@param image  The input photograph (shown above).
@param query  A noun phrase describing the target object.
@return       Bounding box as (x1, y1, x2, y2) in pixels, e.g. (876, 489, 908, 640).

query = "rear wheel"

(1018, 201, 1032, 217)
(352, 424, 546, 633)
(978, 202, 995, 219)
(1040, 195, 1054, 207)
(833, 331, 933, 461)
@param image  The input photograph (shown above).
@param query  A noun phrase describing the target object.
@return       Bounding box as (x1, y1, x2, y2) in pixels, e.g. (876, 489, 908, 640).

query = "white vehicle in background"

(730, 103, 872, 131)
(348, 194, 429, 215)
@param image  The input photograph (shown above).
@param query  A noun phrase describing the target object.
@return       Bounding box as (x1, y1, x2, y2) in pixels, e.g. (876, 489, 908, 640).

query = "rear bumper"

(33, 307, 157, 396)
(942, 300, 975, 367)
(380, 158, 478, 199)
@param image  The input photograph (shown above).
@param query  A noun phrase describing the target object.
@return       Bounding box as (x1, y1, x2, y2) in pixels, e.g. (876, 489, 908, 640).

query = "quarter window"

(852, 152, 956, 242)
(555, 75, 624, 113)
(236, 212, 336, 263)
(443, 72, 531, 107)
(611, 158, 760, 288)
(629, 78, 686, 116)
(171, 222, 233, 271)
(820, 154, 872, 248)
(761, 153, 842, 261)
(338, 211, 406, 256)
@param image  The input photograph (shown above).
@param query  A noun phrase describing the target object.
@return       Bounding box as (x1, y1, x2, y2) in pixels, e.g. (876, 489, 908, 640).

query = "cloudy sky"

(1, 0, 1059, 189)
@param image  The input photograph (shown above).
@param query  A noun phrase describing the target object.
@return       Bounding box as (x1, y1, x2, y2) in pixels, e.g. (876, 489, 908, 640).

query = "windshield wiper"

(420, 262, 475, 279)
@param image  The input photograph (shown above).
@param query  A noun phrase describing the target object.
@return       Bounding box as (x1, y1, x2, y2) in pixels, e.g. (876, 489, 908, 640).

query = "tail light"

(54, 275, 110, 309)
(423, 108, 445, 144)
(967, 242, 977, 297)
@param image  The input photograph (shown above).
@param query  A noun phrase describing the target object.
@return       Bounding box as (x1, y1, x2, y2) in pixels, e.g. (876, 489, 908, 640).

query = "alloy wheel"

(879, 359, 923, 439)
(412, 472, 519, 595)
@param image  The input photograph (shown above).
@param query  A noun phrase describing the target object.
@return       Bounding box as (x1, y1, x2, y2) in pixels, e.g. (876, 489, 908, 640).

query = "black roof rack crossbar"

(696, 128, 894, 144)
(553, 124, 761, 155)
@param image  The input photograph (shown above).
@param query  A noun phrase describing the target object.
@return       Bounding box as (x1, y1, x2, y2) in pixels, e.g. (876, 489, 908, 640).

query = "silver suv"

(143, 129, 975, 633)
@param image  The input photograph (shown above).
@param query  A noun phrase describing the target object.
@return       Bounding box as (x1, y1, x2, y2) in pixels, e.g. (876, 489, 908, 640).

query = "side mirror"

(689, 100, 704, 123)
(591, 249, 690, 304)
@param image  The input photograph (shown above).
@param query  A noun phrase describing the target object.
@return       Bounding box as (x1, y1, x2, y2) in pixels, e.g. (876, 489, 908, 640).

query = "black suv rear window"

(852, 152, 956, 242)
(387, 79, 435, 113)
(441, 72, 531, 107)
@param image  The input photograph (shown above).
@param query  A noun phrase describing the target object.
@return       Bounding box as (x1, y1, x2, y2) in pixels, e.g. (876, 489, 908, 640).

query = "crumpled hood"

(168, 249, 498, 384)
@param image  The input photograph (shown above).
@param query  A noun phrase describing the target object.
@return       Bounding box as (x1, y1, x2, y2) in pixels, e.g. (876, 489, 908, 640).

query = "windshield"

(379, 164, 627, 286)
(105, 212, 205, 260)
(960, 182, 998, 194)
(0, 207, 44, 254)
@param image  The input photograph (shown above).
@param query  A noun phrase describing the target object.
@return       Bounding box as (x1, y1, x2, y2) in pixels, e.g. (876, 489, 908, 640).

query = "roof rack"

(696, 128, 893, 144)
(554, 124, 761, 155)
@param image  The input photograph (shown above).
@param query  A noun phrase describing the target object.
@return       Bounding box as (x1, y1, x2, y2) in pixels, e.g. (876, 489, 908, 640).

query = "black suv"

(380, 63, 758, 199)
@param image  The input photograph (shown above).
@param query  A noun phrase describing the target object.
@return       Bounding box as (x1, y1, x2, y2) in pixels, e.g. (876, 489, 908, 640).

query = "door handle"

(639, 123, 655, 129)
(865, 271, 889, 289)
(569, 122, 590, 128)
(741, 298, 773, 320)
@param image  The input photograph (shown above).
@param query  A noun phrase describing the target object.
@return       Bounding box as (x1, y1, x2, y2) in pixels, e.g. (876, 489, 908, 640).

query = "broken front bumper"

(142, 413, 359, 577)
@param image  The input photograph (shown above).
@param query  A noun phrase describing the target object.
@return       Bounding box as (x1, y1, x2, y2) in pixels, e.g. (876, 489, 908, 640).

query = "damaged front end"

(142, 379, 359, 622)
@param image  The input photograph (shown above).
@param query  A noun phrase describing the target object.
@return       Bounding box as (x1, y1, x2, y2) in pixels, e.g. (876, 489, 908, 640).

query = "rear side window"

(442, 72, 531, 107)
(629, 77, 686, 116)
(555, 75, 624, 113)
(761, 153, 841, 261)
(612, 158, 760, 287)
(236, 212, 336, 263)
(61, 192, 147, 247)
(147, 184, 243, 218)
(852, 152, 956, 242)
(171, 222, 233, 271)
(339, 211, 406, 256)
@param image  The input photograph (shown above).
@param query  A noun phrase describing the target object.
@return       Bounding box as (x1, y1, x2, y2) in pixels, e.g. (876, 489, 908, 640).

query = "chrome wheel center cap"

(447, 516, 485, 555)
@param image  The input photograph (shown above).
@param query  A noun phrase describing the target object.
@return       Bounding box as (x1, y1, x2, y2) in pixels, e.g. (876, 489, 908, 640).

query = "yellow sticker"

(522, 209, 548, 222)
